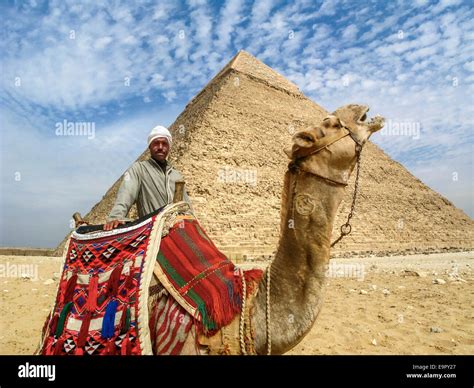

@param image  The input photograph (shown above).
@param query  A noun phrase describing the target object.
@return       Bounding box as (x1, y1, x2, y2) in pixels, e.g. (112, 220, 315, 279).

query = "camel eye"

(360, 114, 367, 122)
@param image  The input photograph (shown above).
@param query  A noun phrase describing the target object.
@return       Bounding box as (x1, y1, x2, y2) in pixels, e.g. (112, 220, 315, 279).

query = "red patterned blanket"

(155, 217, 259, 336)
(38, 202, 263, 355)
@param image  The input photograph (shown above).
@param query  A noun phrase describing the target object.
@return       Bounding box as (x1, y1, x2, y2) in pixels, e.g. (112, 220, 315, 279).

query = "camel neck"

(254, 170, 346, 354)
(277, 170, 344, 259)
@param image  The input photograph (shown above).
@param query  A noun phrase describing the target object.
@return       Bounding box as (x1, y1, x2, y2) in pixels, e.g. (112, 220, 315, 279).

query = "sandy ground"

(0, 252, 472, 355)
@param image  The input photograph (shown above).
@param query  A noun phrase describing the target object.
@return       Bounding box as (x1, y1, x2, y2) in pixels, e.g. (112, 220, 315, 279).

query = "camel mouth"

(367, 115, 385, 132)
(357, 107, 384, 132)
(356, 106, 370, 123)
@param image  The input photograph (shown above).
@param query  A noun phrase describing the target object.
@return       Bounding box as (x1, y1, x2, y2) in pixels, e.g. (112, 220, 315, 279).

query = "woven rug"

(38, 202, 263, 355)
(154, 217, 247, 335)
(39, 203, 187, 355)
(148, 283, 194, 355)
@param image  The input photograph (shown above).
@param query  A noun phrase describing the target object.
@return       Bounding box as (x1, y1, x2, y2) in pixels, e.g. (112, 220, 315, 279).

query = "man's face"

(149, 138, 170, 162)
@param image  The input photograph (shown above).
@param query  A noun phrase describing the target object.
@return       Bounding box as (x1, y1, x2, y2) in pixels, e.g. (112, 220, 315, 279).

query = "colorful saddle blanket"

(39, 202, 263, 355)
(155, 217, 244, 334)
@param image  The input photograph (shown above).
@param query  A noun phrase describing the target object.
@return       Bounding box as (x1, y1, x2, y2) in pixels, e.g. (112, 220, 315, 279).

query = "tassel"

(54, 302, 73, 338)
(58, 274, 68, 304)
(53, 337, 65, 355)
(244, 269, 264, 295)
(77, 312, 92, 348)
(75, 347, 83, 355)
(63, 273, 78, 304)
(106, 339, 116, 355)
(44, 337, 54, 356)
(49, 313, 59, 336)
(119, 307, 131, 335)
(106, 266, 122, 298)
(101, 300, 118, 339)
(85, 273, 98, 312)
(121, 333, 131, 355)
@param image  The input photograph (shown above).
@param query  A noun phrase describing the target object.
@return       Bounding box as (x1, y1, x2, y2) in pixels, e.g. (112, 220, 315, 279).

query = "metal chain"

(239, 268, 247, 355)
(266, 261, 272, 355)
(331, 146, 362, 248)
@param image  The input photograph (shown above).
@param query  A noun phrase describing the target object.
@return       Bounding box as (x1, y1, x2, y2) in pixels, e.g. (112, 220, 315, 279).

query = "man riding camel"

(103, 125, 193, 231)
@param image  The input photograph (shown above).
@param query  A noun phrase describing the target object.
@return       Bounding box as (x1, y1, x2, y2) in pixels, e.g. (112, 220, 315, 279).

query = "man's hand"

(103, 220, 125, 231)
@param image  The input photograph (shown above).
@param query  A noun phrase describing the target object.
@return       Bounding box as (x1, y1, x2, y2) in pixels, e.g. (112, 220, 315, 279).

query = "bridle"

(288, 124, 363, 186)
(264, 123, 365, 355)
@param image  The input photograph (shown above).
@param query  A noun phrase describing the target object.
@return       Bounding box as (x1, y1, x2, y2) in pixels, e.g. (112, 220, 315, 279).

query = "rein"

(330, 146, 362, 247)
(264, 125, 364, 355)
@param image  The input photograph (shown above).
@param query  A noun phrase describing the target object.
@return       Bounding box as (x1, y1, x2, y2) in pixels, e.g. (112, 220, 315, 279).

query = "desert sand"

(0, 251, 472, 355)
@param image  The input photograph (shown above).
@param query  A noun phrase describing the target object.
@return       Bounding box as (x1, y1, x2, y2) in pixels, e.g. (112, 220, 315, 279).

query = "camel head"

(331, 104, 384, 146)
(285, 104, 384, 185)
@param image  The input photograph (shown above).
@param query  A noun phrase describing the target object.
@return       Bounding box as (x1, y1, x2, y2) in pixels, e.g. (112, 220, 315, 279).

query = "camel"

(54, 104, 384, 356)
(177, 104, 384, 355)
(233, 104, 384, 355)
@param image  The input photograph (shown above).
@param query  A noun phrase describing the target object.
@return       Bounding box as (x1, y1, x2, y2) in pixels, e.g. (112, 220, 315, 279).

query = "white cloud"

(414, 0, 430, 6)
(404, 44, 439, 61)
(342, 25, 358, 40)
(431, 0, 463, 14)
(249, 0, 274, 25)
(0, 0, 205, 116)
(464, 61, 474, 72)
(94, 36, 113, 50)
(360, 14, 402, 41)
(163, 90, 177, 102)
(215, 0, 244, 51)
(317, 0, 337, 16)
(189, 2, 213, 62)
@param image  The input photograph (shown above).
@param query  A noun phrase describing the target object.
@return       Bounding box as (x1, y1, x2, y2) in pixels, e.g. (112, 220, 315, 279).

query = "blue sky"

(1, 0, 473, 248)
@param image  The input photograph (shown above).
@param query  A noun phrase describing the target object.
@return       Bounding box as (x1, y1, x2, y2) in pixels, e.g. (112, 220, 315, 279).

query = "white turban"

(147, 125, 172, 147)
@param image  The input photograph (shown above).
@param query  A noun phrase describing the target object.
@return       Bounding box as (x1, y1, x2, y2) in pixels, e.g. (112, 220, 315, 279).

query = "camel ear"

(285, 129, 317, 159)
(293, 130, 316, 148)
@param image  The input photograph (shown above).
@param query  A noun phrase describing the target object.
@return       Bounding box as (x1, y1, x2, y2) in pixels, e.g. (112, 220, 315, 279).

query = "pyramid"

(55, 50, 474, 258)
